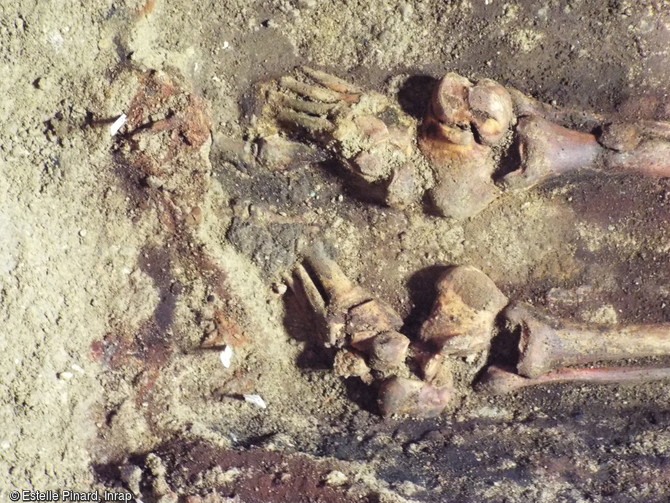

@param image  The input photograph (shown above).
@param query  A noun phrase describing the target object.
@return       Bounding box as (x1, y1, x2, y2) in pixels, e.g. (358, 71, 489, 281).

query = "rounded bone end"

(377, 377, 454, 418)
(468, 78, 515, 146)
(475, 365, 529, 395)
(420, 265, 508, 355)
(503, 303, 557, 379)
(431, 73, 473, 126)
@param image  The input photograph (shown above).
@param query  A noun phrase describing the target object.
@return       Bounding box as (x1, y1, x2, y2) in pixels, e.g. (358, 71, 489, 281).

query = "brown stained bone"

(377, 376, 454, 418)
(299, 243, 409, 371)
(468, 78, 515, 145)
(606, 138, 670, 178)
(501, 116, 604, 189)
(477, 364, 670, 395)
(367, 330, 411, 371)
(419, 73, 518, 219)
(419, 266, 508, 356)
(505, 303, 670, 379)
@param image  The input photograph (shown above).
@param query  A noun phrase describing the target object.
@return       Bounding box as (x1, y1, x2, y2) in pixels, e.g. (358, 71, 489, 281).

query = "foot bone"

(419, 265, 508, 356)
(261, 67, 425, 208)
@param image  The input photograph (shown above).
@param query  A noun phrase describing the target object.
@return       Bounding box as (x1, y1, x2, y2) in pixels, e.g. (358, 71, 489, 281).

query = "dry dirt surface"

(2, 0, 670, 502)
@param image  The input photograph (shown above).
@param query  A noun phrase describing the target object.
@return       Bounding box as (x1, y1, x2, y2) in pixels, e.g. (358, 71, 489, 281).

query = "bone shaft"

(481, 365, 670, 395)
(520, 117, 603, 174)
(546, 324, 670, 368)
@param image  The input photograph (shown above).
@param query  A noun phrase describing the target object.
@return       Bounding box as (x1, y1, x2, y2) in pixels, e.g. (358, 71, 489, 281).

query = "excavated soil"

(2, 0, 670, 502)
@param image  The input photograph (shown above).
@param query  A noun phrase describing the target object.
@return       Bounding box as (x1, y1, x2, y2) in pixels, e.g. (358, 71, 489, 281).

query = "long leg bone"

(477, 364, 670, 395)
(501, 116, 670, 189)
(505, 303, 670, 378)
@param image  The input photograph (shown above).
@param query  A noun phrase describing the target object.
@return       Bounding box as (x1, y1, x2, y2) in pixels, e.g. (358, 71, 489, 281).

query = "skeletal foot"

(259, 67, 426, 208)
(287, 242, 455, 417)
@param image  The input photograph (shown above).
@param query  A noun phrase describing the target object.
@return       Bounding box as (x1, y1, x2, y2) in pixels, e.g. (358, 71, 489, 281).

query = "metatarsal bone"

(505, 303, 670, 379)
(280, 76, 345, 103)
(303, 242, 371, 314)
(478, 365, 670, 395)
(302, 66, 363, 95)
(277, 109, 335, 133)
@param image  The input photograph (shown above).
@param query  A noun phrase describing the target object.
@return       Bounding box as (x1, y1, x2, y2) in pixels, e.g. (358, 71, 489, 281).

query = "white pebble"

(243, 394, 267, 409)
(219, 345, 233, 368)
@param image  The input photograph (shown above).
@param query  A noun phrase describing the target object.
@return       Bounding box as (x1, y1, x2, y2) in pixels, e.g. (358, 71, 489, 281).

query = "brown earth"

(2, 0, 670, 502)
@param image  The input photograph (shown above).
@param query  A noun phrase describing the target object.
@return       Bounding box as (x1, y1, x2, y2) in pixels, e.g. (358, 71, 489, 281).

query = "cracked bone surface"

(419, 265, 508, 356)
(504, 303, 670, 379)
(477, 365, 670, 395)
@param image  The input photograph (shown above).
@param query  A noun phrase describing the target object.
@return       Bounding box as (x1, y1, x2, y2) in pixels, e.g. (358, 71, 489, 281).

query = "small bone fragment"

(219, 345, 233, 368)
(110, 113, 127, 136)
(368, 330, 410, 370)
(502, 116, 603, 189)
(419, 266, 508, 355)
(478, 364, 670, 395)
(243, 394, 267, 409)
(377, 376, 453, 418)
(505, 303, 670, 378)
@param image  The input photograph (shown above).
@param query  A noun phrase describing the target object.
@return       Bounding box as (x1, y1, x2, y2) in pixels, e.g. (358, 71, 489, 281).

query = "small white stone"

(58, 371, 74, 381)
(323, 470, 348, 486)
(219, 345, 233, 368)
(71, 364, 84, 373)
(243, 394, 267, 409)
